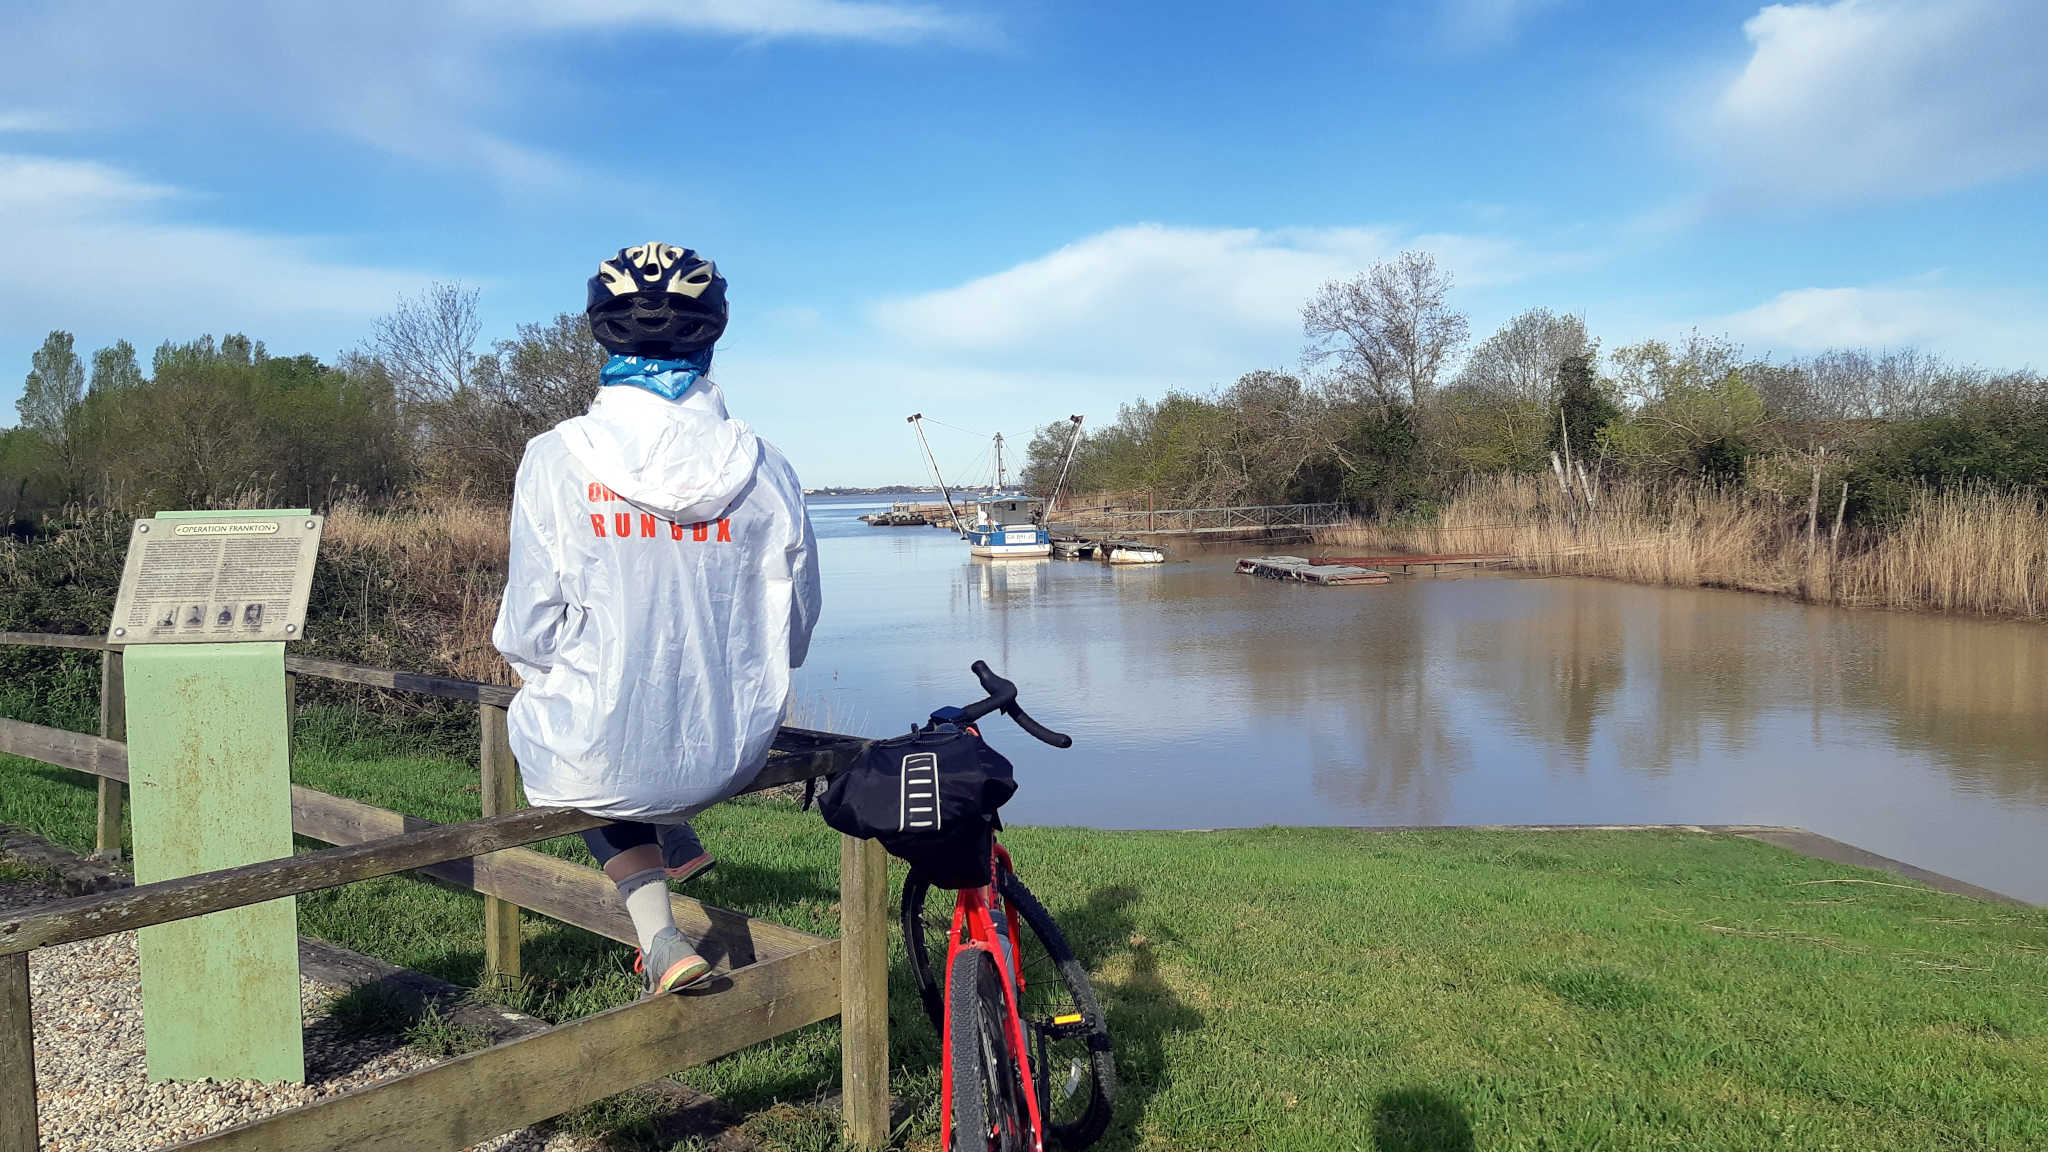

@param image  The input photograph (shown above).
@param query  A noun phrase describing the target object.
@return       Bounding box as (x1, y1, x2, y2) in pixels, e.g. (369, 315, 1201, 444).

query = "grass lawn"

(3, 707, 2045, 1151)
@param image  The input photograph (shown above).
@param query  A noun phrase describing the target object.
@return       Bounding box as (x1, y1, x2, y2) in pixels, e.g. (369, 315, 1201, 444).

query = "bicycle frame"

(939, 841, 1049, 1152)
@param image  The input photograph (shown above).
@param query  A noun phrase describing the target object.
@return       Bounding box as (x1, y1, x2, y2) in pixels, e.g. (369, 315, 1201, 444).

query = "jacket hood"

(556, 379, 761, 523)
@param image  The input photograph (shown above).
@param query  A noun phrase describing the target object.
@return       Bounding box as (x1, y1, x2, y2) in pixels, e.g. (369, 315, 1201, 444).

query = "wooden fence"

(0, 633, 888, 1151)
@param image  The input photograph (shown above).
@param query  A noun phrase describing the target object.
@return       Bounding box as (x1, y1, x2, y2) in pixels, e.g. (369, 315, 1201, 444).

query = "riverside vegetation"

(1018, 255, 2047, 620)
(1319, 474, 2048, 618)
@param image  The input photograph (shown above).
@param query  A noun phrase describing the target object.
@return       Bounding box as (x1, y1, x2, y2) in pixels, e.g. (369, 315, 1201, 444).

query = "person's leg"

(581, 821, 708, 992)
(658, 821, 716, 883)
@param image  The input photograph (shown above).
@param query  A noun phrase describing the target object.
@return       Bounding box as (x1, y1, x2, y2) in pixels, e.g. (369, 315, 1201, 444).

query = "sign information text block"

(107, 514, 323, 645)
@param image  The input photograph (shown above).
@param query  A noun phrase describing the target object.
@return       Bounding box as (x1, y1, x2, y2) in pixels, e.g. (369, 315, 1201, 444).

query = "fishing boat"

(966, 496, 1052, 558)
(1099, 539, 1166, 564)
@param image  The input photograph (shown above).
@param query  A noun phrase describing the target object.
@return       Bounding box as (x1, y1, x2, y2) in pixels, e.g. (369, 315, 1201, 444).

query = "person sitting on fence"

(493, 242, 822, 995)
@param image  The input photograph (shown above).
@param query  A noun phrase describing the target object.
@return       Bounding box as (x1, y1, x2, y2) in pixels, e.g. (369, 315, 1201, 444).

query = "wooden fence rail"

(1054, 501, 1347, 536)
(0, 632, 890, 1151)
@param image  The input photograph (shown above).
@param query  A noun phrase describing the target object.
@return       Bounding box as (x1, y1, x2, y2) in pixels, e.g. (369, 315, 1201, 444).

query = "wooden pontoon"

(1236, 556, 1390, 585)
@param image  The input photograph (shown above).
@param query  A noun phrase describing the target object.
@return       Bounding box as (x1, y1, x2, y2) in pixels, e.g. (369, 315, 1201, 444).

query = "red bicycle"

(900, 663, 1116, 1151)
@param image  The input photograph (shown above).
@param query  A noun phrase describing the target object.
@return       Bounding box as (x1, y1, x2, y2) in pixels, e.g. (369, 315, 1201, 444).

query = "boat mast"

(907, 414, 965, 530)
(992, 433, 1006, 493)
(1048, 414, 1085, 514)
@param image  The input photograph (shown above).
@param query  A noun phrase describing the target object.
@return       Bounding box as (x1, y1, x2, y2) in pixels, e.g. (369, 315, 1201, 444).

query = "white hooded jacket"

(492, 379, 820, 821)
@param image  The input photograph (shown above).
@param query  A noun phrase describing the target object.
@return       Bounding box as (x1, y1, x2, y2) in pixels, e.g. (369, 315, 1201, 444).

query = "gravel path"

(6, 879, 602, 1152)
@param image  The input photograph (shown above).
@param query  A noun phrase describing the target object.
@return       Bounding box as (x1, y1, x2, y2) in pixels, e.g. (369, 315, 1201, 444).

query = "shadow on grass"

(690, 858, 841, 912)
(1030, 883, 1202, 1151)
(1372, 1087, 1473, 1152)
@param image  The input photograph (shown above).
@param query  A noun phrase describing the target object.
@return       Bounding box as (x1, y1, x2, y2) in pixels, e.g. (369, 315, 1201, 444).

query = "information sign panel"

(106, 514, 323, 645)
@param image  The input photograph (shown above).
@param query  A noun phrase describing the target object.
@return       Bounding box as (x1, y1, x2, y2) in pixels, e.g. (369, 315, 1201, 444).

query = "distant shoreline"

(802, 485, 942, 497)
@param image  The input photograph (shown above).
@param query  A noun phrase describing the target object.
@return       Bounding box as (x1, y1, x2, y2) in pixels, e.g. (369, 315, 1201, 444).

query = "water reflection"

(800, 497, 2048, 901)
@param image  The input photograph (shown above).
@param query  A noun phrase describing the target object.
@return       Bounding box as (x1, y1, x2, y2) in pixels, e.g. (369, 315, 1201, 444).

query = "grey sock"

(615, 867, 668, 899)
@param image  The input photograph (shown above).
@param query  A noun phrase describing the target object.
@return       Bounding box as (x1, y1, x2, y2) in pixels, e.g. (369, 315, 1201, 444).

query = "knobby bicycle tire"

(907, 869, 1118, 1149)
(949, 947, 1029, 1152)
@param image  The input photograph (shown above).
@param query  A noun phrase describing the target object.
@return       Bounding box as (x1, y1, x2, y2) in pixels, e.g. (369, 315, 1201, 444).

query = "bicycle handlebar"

(953, 660, 1073, 748)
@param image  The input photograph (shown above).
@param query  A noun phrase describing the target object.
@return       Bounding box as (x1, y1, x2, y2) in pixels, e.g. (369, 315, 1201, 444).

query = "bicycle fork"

(941, 890, 1049, 1151)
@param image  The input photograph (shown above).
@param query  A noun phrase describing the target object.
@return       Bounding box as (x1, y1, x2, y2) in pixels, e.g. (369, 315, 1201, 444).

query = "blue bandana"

(599, 350, 713, 401)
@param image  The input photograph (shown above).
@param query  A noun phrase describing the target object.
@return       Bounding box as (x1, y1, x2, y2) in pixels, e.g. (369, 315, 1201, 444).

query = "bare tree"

(482, 312, 606, 432)
(371, 281, 481, 404)
(1303, 251, 1469, 407)
(1455, 308, 1591, 404)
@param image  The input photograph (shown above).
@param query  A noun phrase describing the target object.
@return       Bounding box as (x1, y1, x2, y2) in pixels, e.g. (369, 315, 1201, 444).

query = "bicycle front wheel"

(949, 946, 1030, 1152)
(907, 870, 1117, 1149)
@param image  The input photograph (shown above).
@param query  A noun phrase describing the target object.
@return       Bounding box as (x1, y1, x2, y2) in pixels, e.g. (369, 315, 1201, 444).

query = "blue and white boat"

(965, 497, 1051, 558)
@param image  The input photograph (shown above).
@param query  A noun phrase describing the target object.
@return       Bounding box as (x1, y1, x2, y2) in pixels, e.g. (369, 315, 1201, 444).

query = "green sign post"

(108, 510, 324, 1082)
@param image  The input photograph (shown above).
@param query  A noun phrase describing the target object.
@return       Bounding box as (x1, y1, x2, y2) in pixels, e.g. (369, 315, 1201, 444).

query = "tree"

(404, 312, 607, 496)
(1431, 383, 1549, 474)
(1604, 332, 1742, 408)
(1600, 367, 1768, 481)
(0, 427, 62, 529)
(372, 281, 481, 404)
(1457, 308, 1591, 404)
(88, 341, 145, 395)
(1020, 418, 1083, 498)
(1303, 251, 1469, 407)
(483, 313, 606, 433)
(19, 331, 84, 443)
(1333, 404, 1424, 515)
(1547, 354, 1619, 463)
(1750, 348, 1980, 423)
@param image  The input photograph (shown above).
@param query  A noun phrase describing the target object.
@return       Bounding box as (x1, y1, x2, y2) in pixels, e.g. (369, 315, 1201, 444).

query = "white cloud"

(1703, 0, 2048, 200)
(0, 155, 175, 220)
(0, 110, 64, 133)
(0, 154, 427, 397)
(1715, 285, 1948, 350)
(0, 1, 983, 193)
(1442, 0, 1565, 47)
(1694, 280, 2043, 369)
(870, 224, 1537, 378)
(496, 0, 982, 42)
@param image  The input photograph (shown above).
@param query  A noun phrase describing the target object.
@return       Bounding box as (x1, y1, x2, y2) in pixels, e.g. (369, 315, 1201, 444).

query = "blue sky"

(3, 0, 2044, 485)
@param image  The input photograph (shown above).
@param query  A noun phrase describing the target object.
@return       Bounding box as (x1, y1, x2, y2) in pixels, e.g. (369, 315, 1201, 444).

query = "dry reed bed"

(322, 500, 514, 683)
(1320, 475, 2047, 619)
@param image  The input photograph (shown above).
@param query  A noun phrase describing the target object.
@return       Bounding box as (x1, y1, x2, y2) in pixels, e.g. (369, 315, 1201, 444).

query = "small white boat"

(1100, 540, 1166, 565)
(1050, 538, 1088, 559)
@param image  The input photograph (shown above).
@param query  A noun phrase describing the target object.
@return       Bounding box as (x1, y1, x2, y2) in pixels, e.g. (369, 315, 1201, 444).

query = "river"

(792, 494, 2048, 903)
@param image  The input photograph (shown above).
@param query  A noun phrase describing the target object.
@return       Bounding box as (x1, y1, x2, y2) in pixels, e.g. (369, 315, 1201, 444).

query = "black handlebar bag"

(819, 723, 1017, 888)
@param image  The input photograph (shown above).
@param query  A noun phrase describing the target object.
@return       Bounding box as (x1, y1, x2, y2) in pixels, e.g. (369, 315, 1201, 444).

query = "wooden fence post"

(481, 703, 521, 984)
(2, 952, 35, 1152)
(839, 834, 889, 1149)
(95, 650, 125, 860)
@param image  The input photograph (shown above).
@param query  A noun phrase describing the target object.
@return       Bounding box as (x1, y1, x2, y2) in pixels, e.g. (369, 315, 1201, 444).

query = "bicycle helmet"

(586, 242, 728, 358)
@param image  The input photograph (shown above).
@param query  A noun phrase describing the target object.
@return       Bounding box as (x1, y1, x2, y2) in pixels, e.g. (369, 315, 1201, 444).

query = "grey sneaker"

(635, 928, 711, 995)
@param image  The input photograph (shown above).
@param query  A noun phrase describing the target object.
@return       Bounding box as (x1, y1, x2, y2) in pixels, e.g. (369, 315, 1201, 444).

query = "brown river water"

(794, 495, 2048, 903)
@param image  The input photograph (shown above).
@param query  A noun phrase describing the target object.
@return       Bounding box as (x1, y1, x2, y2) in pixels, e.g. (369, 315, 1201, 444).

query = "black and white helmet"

(586, 242, 728, 358)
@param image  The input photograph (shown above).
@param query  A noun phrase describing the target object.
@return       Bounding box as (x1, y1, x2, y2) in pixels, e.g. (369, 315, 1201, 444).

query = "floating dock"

(1237, 556, 1390, 585)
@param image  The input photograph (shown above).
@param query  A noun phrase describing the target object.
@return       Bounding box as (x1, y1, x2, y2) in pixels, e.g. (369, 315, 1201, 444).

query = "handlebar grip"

(969, 660, 1016, 707)
(1008, 708, 1073, 749)
(967, 660, 1071, 748)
